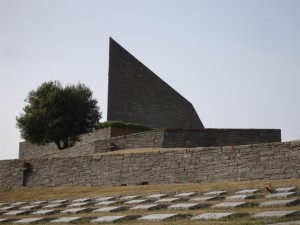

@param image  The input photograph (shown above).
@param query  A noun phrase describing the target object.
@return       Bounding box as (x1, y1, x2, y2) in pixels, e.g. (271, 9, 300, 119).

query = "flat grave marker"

(43, 204, 65, 209)
(0, 206, 18, 211)
(130, 204, 167, 211)
(11, 202, 27, 206)
(61, 208, 89, 214)
(235, 189, 260, 195)
(125, 199, 150, 205)
(260, 200, 300, 207)
(139, 214, 184, 221)
(30, 201, 47, 205)
(253, 211, 299, 218)
(175, 192, 196, 197)
(204, 191, 227, 196)
(67, 202, 90, 208)
(213, 202, 252, 208)
(50, 200, 68, 204)
(3, 210, 27, 216)
(72, 198, 91, 203)
(155, 198, 181, 203)
(93, 206, 126, 213)
(20, 205, 40, 210)
(190, 196, 224, 202)
(91, 215, 138, 223)
(14, 218, 45, 223)
(121, 195, 140, 200)
(168, 203, 205, 210)
(276, 187, 297, 193)
(31, 210, 58, 215)
(50, 217, 82, 223)
(95, 201, 118, 206)
(147, 194, 168, 199)
(226, 194, 255, 200)
(266, 192, 297, 199)
(192, 212, 247, 220)
(95, 197, 115, 202)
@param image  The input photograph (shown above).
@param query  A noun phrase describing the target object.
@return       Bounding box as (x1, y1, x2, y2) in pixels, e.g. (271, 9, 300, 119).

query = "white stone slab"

(67, 202, 90, 207)
(30, 201, 46, 205)
(95, 197, 115, 202)
(50, 217, 82, 223)
(61, 208, 89, 214)
(20, 205, 40, 210)
(0, 203, 7, 207)
(31, 210, 57, 215)
(125, 199, 149, 204)
(0, 206, 18, 211)
(147, 194, 168, 199)
(14, 218, 44, 223)
(276, 187, 297, 193)
(236, 189, 260, 194)
(190, 196, 224, 202)
(155, 198, 181, 203)
(175, 192, 196, 197)
(213, 202, 249, 208)
(192, 212, 235, 220)
(11, 202, 27, 206)
(95, 201, 118, 206)
(91, 216, 136, 223)
(266, 192, 297, 199)
(253, 211, 299, 218)
(226, 194, 255, 200)
(168, 203, 203, 210)
(130, 204, 167, 211)
(93, 206, 126, 213)
(204, 191, 227, 196)
(72, 198, 91, 203)
(43, 204, 65, 209)
(260, 200, 300, 207)
(139, 214, 180, 221)
(121, 195, 140, 200)
(50, 200, 68, 204)
(3, 210, 27, 215)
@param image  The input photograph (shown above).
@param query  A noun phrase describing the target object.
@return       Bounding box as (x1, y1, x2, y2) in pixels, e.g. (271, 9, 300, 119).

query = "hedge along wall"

(1, 141, 299, 188)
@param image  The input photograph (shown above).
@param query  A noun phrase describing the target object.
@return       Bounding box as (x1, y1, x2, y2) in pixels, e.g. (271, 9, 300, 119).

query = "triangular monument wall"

(107, 38, 204, 129)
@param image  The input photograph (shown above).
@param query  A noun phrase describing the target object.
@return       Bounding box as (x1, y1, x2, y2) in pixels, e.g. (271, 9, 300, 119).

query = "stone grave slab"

(125, 199, 150, 205)
(93, 206, 126, 213)
(271, 221, 300, 225)
(0, 218, 12, 223)
(204, 191, 227, 196)
(253, 211, 299, 218)
(276, 187, 297, 193)
(139, 214, 184, 221)
(130, 204, 167, 211)
(67, 202, 90, 207)
(155, 198, 181, 203)
(95, 201, 118, 206)
(31, 210, 58, 215)
(20, 205, 41, 210)
(168, 203, 206, 210)
(236, 189, 260, 195)
(260, 200, 300, 207)
(95, 197, 115, 202)
(61, 208, 89, 214)
(147, 194, 168, 199)
(43, 204, 65, 209)
(213, 202, 252, 208)
(121, 195, 140, 200)
(266, 192, 297, 199)
(14, 218, 45, 223)
(72, 198, 91, 203)
(0, 203, 7, 207)
(50, 200, 68, 204)
(0, 206, 18, 211)
(175, 192, 196, 197)
(3, 210, 27, 215)
(30, 201, 47, 205)
(226, 194, 255, 200)
(11, 202, 27, 206)
(91, 215, 138, 223)
(50, 217, 82, 223)
(190, 196, 224, 202)
(192, 212, 246, 220)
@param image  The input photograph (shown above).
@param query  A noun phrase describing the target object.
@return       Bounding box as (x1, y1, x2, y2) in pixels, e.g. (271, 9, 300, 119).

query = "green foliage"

(96, 121, 151, 131)
(16, 81, 101, 150)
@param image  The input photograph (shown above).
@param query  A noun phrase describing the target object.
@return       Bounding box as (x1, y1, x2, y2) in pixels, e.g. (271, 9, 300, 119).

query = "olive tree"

(16, 81, 101, 150)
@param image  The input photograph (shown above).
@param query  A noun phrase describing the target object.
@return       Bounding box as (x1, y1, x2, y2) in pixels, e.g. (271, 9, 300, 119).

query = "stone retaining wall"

(1, 141, 299, 188)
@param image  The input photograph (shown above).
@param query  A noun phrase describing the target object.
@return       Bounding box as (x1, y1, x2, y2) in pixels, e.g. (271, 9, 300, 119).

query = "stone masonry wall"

(1, 141, 299, 188)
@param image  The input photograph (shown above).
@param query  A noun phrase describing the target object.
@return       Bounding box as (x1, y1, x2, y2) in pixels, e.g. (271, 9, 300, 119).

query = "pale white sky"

(0, 0, 300, 160)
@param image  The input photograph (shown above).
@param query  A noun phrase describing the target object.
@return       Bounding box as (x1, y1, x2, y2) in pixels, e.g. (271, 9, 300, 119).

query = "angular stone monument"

(107, 38, 204, 129)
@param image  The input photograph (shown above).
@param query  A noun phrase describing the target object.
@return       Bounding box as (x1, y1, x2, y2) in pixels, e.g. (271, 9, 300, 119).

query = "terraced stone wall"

(1, 141, 299, 188)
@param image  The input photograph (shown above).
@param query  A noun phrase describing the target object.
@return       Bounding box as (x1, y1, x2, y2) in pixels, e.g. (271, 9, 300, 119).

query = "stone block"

(72, 198, 91, 203)
(93, 207, 127, 213)
(50, 200, 68, 204)
(125, 199, 150, 204)
(266, 192, 297, 199)
(213, 202, 254, 208)
(0, 206, 18, 211)
(60, 208, 89, 214)
(121, 195, 140, 200)
(275, 187, 297, 192)
(190, 196, 224, 202)
(253, 211, 299, 218)
(31, 210, 58, 215)
(175, 192, 196, 197)
(235, 189, 260, 194)
(91, 215, 138, 223)
(204, 191, 227, 196)
(50, 217, 82, 223)
(155, 198, 181, 203)
(260, 200, 300, 207)
(14, 218, 45, 223)
(67, 202, 90, 207)
(11, 202, 27, 206)
(3, 210, 28, 215)
(226, 194, 255, 200)
(168, 203, 207, 210)
(139, 214, 187, 221)
(95, 201, 118, 206)
(192, 212, 247, 220)
(130, 204, 168, 211)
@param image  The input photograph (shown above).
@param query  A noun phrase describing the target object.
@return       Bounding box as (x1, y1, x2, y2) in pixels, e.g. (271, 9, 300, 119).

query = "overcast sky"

(1, 0, 300, 160)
